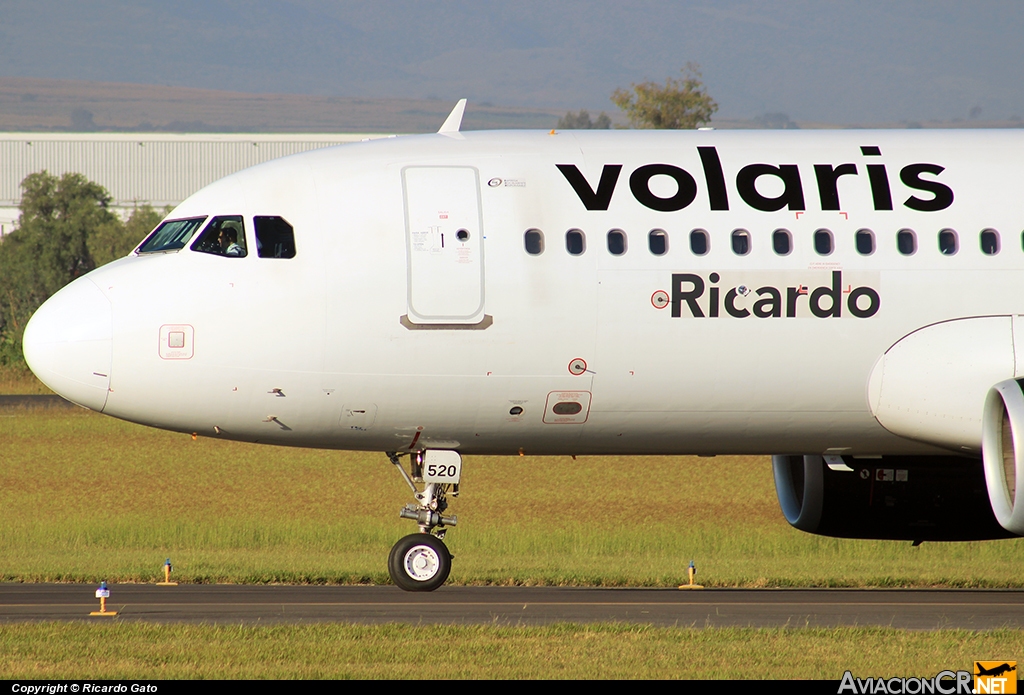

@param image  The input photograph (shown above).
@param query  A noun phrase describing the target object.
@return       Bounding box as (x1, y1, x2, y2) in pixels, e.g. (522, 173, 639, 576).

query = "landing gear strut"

(385, 450, 461, 591)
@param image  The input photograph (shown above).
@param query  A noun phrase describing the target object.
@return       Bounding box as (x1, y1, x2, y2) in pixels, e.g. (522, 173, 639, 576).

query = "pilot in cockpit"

(219, 227, 244, 256)
(191, 216, 247, 257)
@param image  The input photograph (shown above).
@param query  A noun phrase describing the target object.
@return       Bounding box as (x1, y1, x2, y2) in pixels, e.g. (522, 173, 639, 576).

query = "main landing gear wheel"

(385, 450, 462, 592)
(388, 533, 452, 592)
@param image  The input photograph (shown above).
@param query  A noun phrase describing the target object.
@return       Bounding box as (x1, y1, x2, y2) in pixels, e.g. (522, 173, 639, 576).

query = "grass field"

(0, 366, 50, 395)
(3, 405, 1023, 679)
(2, 406, 1022, 587)
(2, 623, 1018, 679)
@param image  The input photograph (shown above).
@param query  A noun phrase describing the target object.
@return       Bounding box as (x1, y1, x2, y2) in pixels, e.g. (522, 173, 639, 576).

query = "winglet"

(438, 99, 467, 133)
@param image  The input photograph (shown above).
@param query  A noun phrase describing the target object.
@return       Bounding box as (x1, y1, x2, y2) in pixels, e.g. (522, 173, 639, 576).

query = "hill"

(0, 77, 568, 133)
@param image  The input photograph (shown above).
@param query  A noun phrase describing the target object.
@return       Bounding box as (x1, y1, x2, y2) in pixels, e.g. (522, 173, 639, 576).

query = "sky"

(1, 0, 1022, 124)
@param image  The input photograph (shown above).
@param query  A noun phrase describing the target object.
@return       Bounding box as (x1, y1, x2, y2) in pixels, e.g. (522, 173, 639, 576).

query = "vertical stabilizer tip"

(438, 99, 467, 133)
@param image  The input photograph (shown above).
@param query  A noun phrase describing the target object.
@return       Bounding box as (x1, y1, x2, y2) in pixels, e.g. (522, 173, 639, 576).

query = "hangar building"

(0, 132, 392, 236)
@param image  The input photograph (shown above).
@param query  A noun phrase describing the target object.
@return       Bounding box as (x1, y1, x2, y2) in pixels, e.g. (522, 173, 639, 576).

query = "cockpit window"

(254, 216, 296, 258)
(136, 217, 207, 254)
(190, 215, 247, 257)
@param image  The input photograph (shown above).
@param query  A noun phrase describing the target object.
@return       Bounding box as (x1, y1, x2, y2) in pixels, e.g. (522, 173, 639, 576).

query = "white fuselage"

(24, 129, 1024, 457)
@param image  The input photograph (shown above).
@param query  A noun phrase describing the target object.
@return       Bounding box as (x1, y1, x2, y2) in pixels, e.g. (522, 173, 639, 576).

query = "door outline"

(402, 165, 487, 324)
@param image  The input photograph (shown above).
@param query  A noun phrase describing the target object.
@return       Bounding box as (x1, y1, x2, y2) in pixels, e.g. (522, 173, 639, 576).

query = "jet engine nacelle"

(981, 379, 1024, 535)
(868, 316, 1024, 452)
(772, 454, 1015, 542)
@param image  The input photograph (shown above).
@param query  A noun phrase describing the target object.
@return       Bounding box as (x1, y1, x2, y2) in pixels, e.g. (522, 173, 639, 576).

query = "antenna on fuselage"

(438, 99, 467, 133)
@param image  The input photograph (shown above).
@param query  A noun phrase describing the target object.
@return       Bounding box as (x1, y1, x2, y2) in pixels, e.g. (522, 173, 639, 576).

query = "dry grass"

(1, 622, 1019, 679)
(0, 366, 51, 394)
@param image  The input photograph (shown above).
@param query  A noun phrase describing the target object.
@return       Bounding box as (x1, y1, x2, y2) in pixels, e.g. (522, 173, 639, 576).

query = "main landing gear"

(385, 450, 462, 591)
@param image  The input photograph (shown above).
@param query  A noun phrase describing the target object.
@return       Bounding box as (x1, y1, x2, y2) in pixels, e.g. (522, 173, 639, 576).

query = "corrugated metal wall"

(0, 135, 379, 207)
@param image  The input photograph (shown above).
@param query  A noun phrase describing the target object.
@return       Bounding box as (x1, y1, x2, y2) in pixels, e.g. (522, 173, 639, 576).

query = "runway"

(2, 584, 1022, 628)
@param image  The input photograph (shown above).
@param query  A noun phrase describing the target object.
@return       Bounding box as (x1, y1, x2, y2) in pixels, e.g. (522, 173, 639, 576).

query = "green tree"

(0, 171, 118, 364)
(556, 110, 611, 129)
(611, 64, 717, 129)
(89, 204, 164, 267)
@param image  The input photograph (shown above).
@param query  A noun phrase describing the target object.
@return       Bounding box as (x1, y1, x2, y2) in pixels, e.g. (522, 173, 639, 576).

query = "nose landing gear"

(385, 450, 461, 591)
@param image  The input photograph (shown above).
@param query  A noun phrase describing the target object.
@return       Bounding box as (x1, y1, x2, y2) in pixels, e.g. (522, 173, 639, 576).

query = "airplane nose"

(23, 277, 112, 411)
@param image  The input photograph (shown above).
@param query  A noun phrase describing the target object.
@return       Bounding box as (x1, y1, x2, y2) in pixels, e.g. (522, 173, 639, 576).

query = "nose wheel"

(388, 533, 452, 591)
(385, 450, 461, 591)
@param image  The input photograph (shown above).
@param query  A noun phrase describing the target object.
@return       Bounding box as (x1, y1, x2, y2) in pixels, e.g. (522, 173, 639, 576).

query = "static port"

(552, 402, 583, 415)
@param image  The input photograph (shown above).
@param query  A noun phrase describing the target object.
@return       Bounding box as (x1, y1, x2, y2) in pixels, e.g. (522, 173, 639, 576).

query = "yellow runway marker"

(89, 581, 117, 616)
(679, 560, 704, 590)
(157, 558, 178, 586)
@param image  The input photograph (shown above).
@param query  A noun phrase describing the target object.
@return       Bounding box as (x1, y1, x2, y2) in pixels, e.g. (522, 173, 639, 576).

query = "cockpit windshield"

(191, 216, 247, 257)
(136, 217, 208, 254)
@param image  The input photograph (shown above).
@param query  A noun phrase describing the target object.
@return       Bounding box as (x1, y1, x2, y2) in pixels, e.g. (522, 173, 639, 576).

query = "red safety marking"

(651, 290, 670, 309)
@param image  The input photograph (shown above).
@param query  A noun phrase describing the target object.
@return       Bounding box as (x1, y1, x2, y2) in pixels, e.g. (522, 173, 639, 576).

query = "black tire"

(387, 534, 451, 592)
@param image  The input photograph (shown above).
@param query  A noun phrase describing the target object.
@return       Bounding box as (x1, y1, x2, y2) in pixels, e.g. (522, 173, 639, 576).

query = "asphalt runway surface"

(2, 584, 1023, 628)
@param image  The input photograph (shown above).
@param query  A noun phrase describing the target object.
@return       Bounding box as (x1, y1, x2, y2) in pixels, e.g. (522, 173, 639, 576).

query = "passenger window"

(981, 229, 1000, 255)
(897, 229, 917, 256)
(938, 228, 958, 255)
(190, 215, 247, 257)
(137, 217, 207, 254)
(731, 229, 750, 256)
(689, 229, 709, 256)
(607, 229, 626, 255)
(524, 229, 544, 255)
(254, 216, 296, 258)
(855, 229, 875, 256)
(813, 229, 833, 256)
(772, 229, 791, 256)
(566, 229, 586, 255)
(648, 229, 668, 256)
